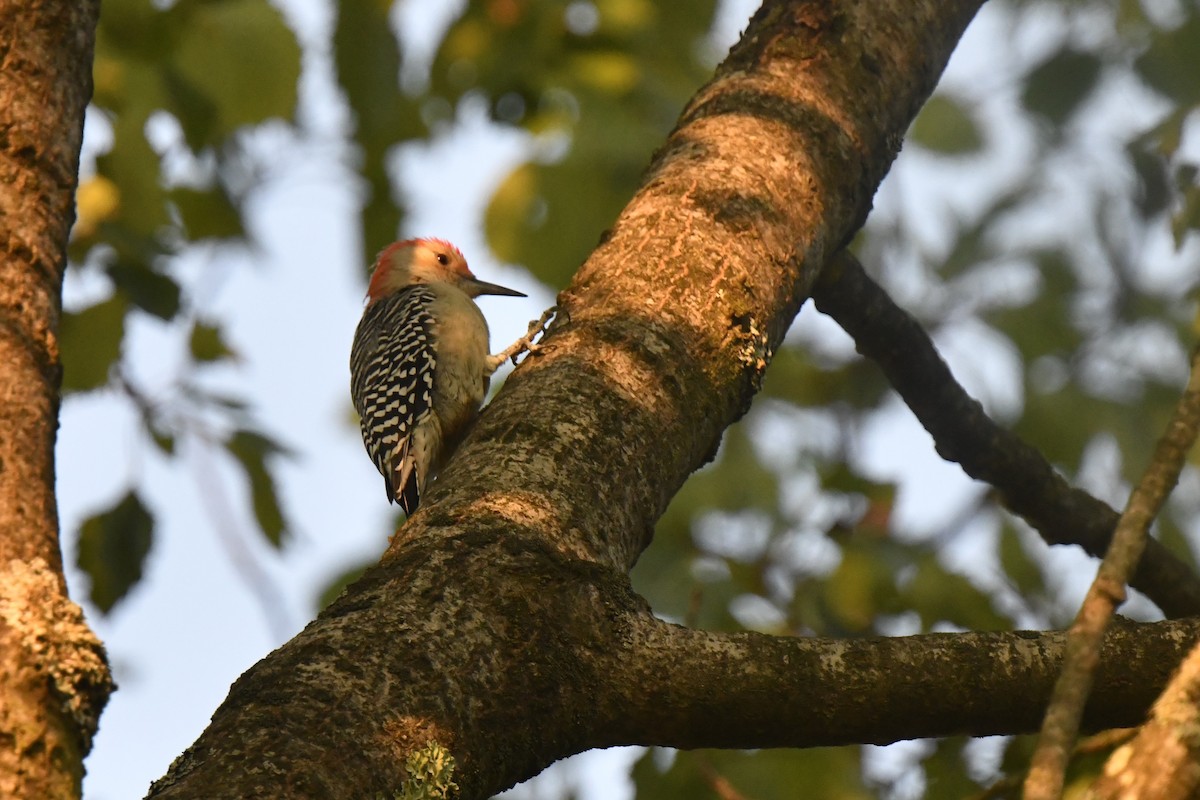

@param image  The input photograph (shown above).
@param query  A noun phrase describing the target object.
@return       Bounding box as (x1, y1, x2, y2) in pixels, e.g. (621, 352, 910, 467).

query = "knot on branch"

(730, 311, 773, 391)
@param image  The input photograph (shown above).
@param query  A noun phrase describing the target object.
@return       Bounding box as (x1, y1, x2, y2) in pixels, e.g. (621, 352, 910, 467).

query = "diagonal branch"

(1025, 344, 1200, 800)
(810, 250, 1200, 617)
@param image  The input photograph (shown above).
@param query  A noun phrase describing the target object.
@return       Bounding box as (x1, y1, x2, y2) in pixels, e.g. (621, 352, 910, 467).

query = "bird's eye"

(436, 253, 449, 266)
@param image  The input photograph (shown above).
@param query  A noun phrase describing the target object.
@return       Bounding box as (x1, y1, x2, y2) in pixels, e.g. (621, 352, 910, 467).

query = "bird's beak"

(467, 278, 526, 299)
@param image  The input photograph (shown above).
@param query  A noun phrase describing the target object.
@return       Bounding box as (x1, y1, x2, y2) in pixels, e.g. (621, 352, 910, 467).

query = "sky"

(53, 1, 1197, 798)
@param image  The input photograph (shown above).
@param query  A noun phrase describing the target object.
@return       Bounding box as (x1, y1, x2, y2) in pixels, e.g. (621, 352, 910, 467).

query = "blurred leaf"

(987, 249, 1081, 359)
(107, 260, 182, 320)
(433, 0, 717, 285)
(149, 428, 176, 456)
(189, 321, 237, 363)
(633, 424, 778, 622)
(76, 490, 154, 613)
(1128, 142, 1172, 218)
(632, 747, 871, 800)
(909, 94, 983, 155)
(333, 0, 424, 262)
(226, 429, 291, 547)
(1173, 171, 1200, 248)
(1021, 48, 1103, 126)
(938, 186, 1027, 279)
(922, 738, 989, 797)
(169, 0, 301, 144)
(758, 346, 889, 409)
(1134, 16, 1200, 106)
(822, 462, 894, 498)
(59, 295, 127, 393)
(1140, 105, 1191, 160)
(901, 554, 1011, 631)
(74, 175, 122, 240)
(821, 542, 897, 633)
(569, 50, 640, 93)
(184, 385, 251, 413)
(171, 186, 244, 241)
(95, 104, 170, 237)
(997, 523, 1046, 600)
(485, 124, 644, 287)
(316, 561, 371, 611)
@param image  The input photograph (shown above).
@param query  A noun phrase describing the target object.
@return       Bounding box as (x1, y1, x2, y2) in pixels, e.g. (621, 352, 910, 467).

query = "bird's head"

(366, 238, 526, 303)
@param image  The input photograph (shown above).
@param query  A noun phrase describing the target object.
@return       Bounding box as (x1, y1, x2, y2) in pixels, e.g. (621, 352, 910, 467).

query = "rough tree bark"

(140, 1, 1194, 798)
(0, 2, 112, 799)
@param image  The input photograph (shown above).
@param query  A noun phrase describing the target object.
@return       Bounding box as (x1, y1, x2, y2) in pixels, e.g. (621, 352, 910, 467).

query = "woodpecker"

(350, 238, 526, 513)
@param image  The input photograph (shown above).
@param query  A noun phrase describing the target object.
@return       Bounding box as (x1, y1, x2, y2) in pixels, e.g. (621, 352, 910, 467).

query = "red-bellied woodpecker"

(350, 237, 540, 513)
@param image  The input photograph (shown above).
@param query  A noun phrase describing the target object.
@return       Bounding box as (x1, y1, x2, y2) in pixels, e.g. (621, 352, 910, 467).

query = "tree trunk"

(0, 2, 112, 798)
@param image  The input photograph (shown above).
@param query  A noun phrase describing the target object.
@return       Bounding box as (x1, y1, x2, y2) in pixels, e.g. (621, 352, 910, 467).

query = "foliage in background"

(63, 0, 1200, 796)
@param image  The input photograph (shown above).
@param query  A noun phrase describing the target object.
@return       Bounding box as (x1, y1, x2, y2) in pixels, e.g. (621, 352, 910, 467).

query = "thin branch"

(1024, 345, 1200, 800)
(809, 251, 1200, 618)
(694, 754, 753, 800)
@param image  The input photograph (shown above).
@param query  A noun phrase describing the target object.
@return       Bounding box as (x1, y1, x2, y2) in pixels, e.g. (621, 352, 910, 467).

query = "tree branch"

(611, 615, 1200, 750)
(810, 250, 1200, 617)
(1025, 344, 1200, 799)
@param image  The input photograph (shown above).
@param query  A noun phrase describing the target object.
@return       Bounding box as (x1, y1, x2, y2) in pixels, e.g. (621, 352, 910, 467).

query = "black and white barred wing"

(349, 286, 437, 512)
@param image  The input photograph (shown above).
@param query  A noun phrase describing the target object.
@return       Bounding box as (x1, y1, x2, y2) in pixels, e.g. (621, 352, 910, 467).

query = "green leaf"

(1135, 17, 1200, 106)
(1173, 171, 1200, 248)
(1128, 142, 1172, 219)
(76, 490, 154, 613)
(59, 295, 127, 393)
(633, 747, 871, 800)
(821, 543, 897, 633)
(1021, 48, 1103, 126)
(316, 561, 371, 611)
(169, 0, 301, 144)
(997, 523, 1046, 600)
(95, 104, 170, 237)
(759, 346, 889, 409)
(107, 260, 182, 320)
(171, 186, 244, 241)
(189, 321, 237, 363)
(909, 94, 984, 155)
(922, 738, 989, 796)
(333, 0, 424, 261)
(226, 429, 291, 547)
(901, 554, 1011, 631)
(433, 0, 717, 285)
(149, 429, 176, 455)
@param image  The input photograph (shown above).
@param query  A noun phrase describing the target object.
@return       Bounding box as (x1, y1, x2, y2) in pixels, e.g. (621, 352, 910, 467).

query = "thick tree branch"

(612, 615, 1200, 750)
(810, 251, 1200, 617)
(0, 2, 111, 798)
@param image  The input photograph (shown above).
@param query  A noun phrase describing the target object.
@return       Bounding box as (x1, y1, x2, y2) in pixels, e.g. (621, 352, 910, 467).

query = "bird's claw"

(489, 305, 558, 370)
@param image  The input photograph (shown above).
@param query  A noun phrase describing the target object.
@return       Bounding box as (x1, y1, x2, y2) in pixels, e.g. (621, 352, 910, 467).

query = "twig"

(693, 754, 753, 800)
(810, 251, 1200, 618)
(1023, 344, 1200, 800)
